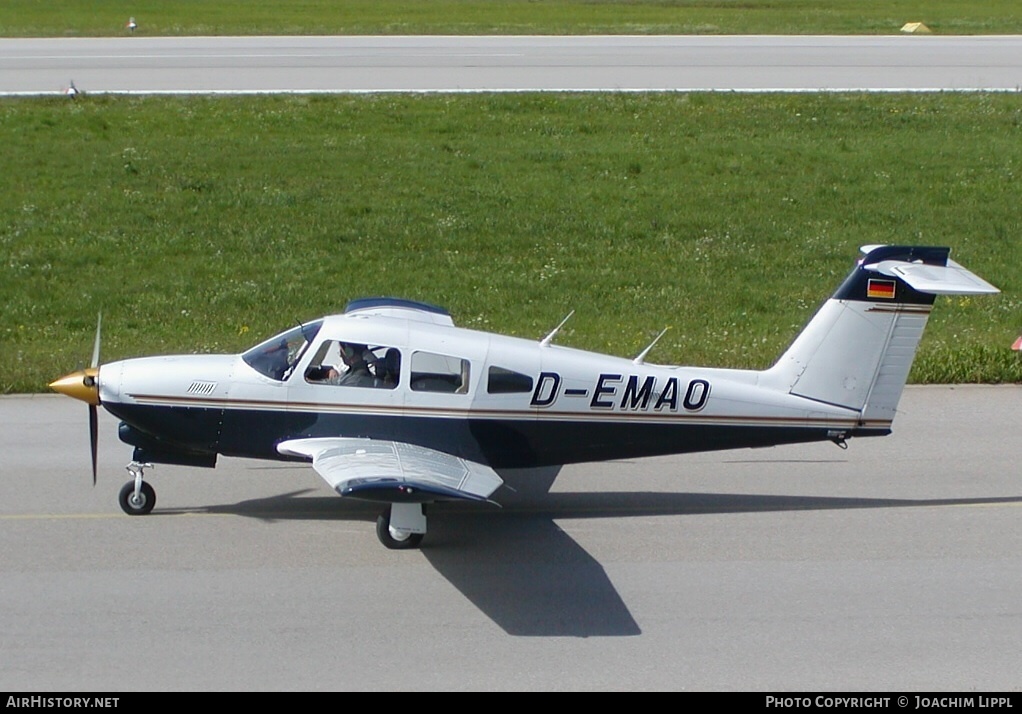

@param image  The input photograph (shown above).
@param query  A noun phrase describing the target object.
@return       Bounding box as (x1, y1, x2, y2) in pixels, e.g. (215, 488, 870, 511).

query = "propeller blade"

(89, 404, 99, 486)
(89, 314, 101, 485)
(50, 312, 104, 484)
(90, 313, 102, 369)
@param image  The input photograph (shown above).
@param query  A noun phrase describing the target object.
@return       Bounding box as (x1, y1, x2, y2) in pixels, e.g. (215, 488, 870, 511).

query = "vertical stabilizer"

(764, 246, 998, 422)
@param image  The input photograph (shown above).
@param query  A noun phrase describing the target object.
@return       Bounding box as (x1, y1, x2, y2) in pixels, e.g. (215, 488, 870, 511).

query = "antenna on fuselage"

(633, 327, 670, 365)
(539, 310, 574, 348)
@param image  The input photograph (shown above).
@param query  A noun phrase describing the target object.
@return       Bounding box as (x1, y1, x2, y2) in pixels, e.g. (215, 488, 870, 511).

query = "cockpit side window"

(304, 342, 400, 390)
(242, 320, 322, 381)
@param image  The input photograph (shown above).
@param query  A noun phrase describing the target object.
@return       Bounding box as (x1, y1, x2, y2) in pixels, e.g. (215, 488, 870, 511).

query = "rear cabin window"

(487, 366, 534, 394)
(410, 351, 470, 394)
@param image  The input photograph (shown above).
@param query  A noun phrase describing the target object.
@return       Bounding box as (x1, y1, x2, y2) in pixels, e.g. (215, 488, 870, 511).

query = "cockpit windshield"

(242, 320, 323, 381)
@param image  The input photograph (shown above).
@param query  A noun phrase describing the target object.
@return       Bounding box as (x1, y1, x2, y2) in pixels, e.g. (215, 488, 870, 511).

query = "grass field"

(3, 92, 1020, 393)
(3, 0, 1022, 37)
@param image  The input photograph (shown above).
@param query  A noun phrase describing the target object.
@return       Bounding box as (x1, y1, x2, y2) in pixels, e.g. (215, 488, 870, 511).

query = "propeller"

(49, 314, 102, 485)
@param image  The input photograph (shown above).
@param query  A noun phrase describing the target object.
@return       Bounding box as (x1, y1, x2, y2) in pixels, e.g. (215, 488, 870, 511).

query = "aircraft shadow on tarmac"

(155, 465, 1022, 638)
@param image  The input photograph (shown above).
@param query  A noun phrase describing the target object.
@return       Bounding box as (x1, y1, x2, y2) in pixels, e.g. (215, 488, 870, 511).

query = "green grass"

(3, 92, 1021, 393)
(3, 0, 1022, 36)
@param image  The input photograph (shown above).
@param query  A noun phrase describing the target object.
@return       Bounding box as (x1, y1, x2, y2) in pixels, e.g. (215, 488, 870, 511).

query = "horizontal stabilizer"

(866, 259, 1000, 295)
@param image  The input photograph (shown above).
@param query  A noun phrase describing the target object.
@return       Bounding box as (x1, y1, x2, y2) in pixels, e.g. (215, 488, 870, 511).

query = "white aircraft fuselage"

(99, 315, 876, 471)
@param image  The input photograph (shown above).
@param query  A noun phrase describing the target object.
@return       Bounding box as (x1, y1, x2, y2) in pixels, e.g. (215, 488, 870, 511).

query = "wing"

(277, 437, 503, 504)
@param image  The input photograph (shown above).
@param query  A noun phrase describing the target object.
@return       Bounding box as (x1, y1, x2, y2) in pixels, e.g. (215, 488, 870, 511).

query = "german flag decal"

(867, 279, 897, 300)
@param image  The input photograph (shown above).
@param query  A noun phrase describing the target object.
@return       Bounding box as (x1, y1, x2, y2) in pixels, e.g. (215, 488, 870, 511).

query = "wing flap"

(277, 438, 503, 504)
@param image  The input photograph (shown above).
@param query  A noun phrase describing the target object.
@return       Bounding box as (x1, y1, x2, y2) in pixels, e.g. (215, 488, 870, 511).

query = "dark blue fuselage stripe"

(105, 402, 888, 470)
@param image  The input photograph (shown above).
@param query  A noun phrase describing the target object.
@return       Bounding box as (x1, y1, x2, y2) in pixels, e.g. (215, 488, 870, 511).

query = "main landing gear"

(376, 503, 426, 550)
(118, 461, 156, 515)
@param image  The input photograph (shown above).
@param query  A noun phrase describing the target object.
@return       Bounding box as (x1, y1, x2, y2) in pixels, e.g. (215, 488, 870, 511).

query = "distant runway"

(1, 387, 1020, 690)
(2, 35, 1022, 94)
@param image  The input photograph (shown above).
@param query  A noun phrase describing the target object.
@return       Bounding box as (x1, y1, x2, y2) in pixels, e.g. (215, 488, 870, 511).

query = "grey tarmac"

(1, 386, 1020, 690)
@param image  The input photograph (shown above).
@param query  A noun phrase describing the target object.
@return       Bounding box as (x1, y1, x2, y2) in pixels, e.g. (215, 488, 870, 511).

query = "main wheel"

(376, 507, 424, 550)
(118, 481, 156, 515)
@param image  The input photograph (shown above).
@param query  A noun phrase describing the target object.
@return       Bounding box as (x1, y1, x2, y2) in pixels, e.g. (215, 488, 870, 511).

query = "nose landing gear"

(118, 461, 156, 515)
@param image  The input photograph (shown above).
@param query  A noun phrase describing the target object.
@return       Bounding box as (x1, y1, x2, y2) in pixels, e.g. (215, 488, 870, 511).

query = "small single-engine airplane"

(51, 245, 999, 549)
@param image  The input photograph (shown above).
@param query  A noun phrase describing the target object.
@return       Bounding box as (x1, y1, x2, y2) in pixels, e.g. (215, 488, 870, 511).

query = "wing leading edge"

(277, 438, 504, 504)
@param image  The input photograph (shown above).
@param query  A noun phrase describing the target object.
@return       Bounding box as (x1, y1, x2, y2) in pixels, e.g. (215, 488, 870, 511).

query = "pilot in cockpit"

(302, 342, 374, 387)
(333, 343, 378, 387)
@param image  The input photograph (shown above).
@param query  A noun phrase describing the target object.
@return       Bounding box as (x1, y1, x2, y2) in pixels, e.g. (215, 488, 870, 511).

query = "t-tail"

(763, 245, 999, 426)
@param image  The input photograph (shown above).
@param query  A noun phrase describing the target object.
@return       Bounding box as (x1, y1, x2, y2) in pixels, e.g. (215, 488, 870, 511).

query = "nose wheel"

(118, 462, 156, 515)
